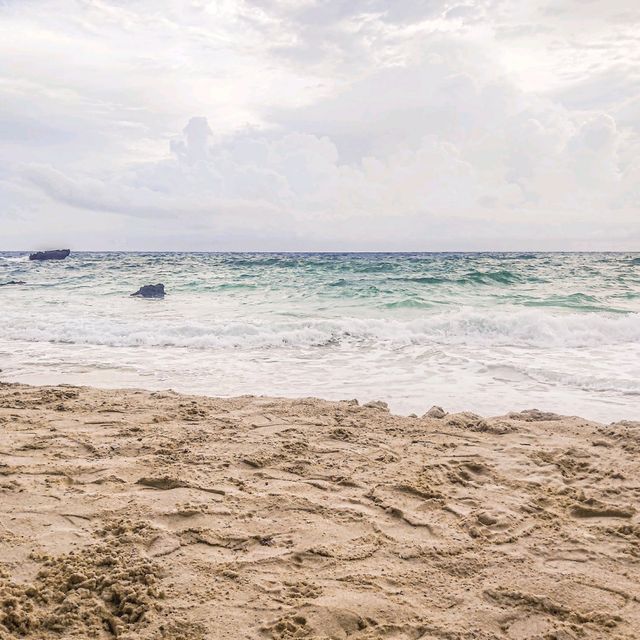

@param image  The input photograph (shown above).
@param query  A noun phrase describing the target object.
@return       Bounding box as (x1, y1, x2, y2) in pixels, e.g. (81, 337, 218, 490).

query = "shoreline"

(2, 370, 636, 425)
(3, 251, 640, 425)
(0, 382, 638, 638)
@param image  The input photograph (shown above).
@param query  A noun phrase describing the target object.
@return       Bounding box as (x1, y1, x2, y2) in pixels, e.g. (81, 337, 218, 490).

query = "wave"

(228, 257, 302, 269)
(350, 262, 398, 273)
(383, 299, 433, 309)
(486, 363, 640, 396)
(530, 368, 640, 395)
(389, 276, 448, 285)
(461, 270, 522, 285)
(389, 271, 525, 286)
(522, 292, 620, 312)
(1, 308, 639, 351)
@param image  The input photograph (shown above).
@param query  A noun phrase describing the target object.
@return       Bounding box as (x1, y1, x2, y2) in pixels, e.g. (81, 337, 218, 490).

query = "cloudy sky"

(1, 0, 639, 250)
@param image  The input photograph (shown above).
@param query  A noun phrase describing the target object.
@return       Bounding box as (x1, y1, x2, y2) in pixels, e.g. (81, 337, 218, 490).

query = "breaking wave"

(1, 308, 639, 351)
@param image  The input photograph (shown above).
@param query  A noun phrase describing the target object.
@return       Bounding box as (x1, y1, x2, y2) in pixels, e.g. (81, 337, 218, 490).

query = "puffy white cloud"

(0, 0, 638, 249)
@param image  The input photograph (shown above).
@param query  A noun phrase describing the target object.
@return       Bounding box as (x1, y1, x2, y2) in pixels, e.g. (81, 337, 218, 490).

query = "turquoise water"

(1, 252, 639, 420)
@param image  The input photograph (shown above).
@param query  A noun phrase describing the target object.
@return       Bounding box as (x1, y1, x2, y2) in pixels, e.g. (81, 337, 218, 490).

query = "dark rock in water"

(29, 249, 70, 261)
(131, 283, 165, 298)
(0, 280, 27, 287)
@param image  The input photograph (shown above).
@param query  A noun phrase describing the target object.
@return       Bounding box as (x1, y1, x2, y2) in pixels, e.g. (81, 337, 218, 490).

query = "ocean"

(1, 251, 639, 421)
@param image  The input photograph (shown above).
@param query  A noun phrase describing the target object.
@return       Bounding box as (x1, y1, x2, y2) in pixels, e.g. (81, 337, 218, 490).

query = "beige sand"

(0, 383, 638, 639)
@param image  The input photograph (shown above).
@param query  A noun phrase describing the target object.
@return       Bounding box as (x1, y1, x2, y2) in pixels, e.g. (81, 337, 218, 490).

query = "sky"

(1, 0, 639, 251)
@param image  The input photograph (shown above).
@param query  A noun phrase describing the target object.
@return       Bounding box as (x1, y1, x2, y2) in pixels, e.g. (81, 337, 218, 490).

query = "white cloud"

(0, 0, 638, 249)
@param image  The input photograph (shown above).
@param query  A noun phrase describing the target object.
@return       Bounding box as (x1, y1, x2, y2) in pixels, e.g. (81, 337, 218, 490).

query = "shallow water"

(1, 251, 639, 420)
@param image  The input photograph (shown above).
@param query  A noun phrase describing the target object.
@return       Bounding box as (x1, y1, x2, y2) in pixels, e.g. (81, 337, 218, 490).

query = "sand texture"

(0, 384, 639, 639)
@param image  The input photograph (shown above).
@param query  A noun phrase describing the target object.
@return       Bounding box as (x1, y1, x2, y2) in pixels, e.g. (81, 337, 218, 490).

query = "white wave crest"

(1, 307, 639, 350)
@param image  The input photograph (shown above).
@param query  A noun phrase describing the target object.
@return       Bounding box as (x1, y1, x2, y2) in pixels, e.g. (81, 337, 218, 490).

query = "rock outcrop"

(0, 280, 26, 286)
(29, 249, 70, 261)
(363, 400, 389, 411)
(424, 405, 447, 419)
(131, 283, 165, 298)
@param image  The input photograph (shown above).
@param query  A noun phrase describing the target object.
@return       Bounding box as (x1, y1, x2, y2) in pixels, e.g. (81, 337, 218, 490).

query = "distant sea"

(1, 252, 639, 421)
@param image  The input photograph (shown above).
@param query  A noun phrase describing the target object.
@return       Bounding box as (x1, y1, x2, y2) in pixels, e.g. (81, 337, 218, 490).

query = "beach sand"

(0, 383, 638, 639)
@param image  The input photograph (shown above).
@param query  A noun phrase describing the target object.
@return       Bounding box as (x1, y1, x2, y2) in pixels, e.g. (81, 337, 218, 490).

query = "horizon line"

(2, 249, 640, 254)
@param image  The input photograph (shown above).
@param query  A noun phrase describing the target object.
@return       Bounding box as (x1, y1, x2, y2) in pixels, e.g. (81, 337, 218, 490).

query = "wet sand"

(0, 383, 638, 639)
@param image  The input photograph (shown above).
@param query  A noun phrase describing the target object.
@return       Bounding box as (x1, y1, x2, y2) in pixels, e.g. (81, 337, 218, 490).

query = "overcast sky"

(1, 0, 639, 250)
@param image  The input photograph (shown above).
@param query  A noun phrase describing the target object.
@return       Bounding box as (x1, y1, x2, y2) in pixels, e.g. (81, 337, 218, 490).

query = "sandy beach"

(0, 383, 638, 639)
